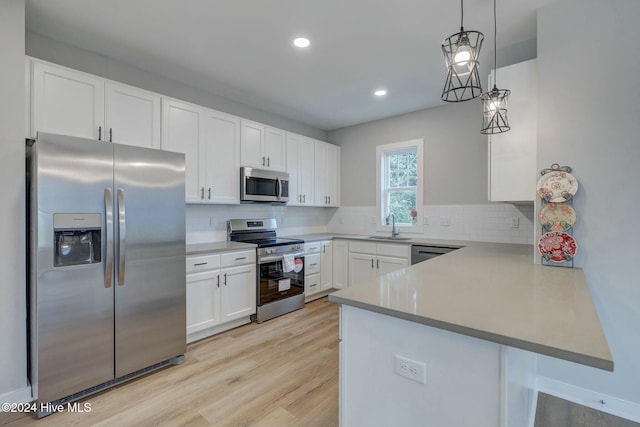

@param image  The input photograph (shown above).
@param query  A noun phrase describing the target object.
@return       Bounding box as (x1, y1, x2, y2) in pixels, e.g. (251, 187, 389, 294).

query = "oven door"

(258, 252, 304, 306)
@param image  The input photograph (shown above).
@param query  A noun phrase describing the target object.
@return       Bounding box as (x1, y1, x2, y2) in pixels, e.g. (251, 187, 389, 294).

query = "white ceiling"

(25, 0, 554, 131)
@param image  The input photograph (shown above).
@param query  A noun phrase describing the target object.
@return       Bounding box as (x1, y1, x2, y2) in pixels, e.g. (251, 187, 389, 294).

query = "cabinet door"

(299, 137, 315, 205)
(161, 98, 203, 203)
(240, 119, 265, 168)
(326, 144, 340, 206)
(286, 133, 302, 206)
(186, 270, 221, 337)
(221, 264, 257, 322)
(333, 240, 349, 290)
(314, 140, 328, 206)
(105, 81, 161, 149)
(264, 126, 286, 171)
(320, 241, 333, 290)
(202, 109, 241, 204)
(32, 60, 105, 140)
(348, 253, 376, 287)
(488, 59, 537, 202)
(376, 256, 409, 276)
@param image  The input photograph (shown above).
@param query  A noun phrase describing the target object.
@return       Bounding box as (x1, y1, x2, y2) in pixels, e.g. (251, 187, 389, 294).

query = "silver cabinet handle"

(303, 194, 306, 203)
(98, 126, 102, 141)
(208, 188, 211, 200)
(267, 157, 270, 167)
(193, 262, 208, 266)
(104, 188, 113, 288)
(224, 273, 227, 286)
(117, 188, 126, 286)
(377, 259, 379, 269)
(371, 258, 374, 268)
(262, 156, 265, 166)
(235, 257, 247, 261)
(328, 196, 331, 204)
(309, 263, 318, 267)
(109, 128, 113, 142)
(217, 275, 220, 288)
(201, 187, 204, 199)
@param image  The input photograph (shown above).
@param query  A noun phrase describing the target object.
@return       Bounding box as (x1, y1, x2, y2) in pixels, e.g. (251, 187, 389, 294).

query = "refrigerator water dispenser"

(53, 213, 101, 267)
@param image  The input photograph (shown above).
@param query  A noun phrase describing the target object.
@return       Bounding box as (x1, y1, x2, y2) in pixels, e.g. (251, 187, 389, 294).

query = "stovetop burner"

(227, 218, 303, 248)
(243, 237, 304, 248)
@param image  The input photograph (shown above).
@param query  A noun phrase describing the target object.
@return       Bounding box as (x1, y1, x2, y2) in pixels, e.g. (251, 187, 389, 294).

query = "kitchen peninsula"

(329, 242, 613, 427)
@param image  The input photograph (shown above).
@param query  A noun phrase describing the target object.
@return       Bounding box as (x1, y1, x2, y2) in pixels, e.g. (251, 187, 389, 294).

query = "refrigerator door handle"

(117, 188, 126, 286)
(104, 188, 114, 288)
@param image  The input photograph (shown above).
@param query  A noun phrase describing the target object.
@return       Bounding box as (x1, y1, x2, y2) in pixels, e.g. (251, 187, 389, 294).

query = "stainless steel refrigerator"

(27, 132, 186, 413)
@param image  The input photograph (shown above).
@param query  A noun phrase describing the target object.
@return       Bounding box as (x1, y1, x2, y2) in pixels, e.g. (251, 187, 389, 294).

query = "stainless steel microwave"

(240, 167, 289, 203)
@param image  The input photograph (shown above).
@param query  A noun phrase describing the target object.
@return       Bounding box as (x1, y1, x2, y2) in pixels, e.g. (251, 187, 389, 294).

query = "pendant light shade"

(441, 1, 484, 102)
(481, 86, 510, 134)
(481, 0, 511, 134)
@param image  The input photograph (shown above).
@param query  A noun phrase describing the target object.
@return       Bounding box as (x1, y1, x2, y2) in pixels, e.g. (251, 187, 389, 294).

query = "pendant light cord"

(460, 0, 464, 30)
(493, 0, 497, 89)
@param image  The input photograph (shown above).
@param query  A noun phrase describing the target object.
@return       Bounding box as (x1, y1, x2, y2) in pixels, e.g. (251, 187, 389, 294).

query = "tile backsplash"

(186, 203, 534, 245)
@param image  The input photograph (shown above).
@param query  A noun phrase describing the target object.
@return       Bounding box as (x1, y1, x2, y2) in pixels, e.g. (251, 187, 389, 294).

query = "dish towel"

(282, 254, 295, 273)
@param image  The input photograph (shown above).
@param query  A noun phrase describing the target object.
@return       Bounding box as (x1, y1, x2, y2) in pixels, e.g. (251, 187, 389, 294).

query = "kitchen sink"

(367, 236, 412, 241)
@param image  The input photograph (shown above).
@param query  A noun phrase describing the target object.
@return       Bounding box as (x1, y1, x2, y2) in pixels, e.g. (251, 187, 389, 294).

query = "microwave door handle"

(117, 188, 126, 286)
(104, 188, 113, 288)
(276, 177, 282, 200)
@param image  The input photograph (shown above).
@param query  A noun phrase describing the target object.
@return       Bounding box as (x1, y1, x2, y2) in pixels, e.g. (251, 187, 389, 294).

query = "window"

(376, 139, 424, 233)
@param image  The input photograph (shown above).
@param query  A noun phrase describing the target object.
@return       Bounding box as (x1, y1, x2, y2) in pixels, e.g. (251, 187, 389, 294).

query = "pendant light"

(441, 0, 484, 102)
(481, 0, 511, 134)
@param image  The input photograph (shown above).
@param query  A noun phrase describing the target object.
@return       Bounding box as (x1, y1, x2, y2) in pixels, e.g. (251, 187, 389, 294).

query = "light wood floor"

(1, 297, 339, 427)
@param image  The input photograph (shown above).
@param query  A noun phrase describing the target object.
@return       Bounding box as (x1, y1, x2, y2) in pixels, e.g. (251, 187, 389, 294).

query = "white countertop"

(329, 241, 613, 371)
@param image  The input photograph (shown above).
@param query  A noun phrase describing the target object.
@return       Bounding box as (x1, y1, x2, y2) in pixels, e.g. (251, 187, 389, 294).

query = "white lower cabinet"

(348, 241, 409, 287)
(332, 240, 349, 290)
(186, 249, 256, 343)
(304, 240, 335, 300)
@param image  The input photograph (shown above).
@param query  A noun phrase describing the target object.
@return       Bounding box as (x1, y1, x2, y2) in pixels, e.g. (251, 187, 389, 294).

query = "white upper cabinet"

(314, 140, 341, 206)
(202, 109, 241, 204)
(162, 99, 241, 205)
(31, 59, 160, 149)
(105, 81, 161, 149)
(32, 60, 105, 140)
(161, 98, 203, 203)
(286, 132, 315, 205)
(488, 59, 537, 202)
(240, 119, 286, 171)
(264, 126, 286, 171)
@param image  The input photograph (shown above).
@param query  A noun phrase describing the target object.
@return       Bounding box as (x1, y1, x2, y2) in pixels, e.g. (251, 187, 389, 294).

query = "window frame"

(376, 138, 424, 234)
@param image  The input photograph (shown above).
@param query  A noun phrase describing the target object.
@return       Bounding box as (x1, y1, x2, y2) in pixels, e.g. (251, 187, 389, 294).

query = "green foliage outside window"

(386, 151, 417, 224)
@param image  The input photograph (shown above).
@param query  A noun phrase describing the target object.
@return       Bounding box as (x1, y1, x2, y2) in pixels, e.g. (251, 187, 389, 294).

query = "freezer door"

(29, 133, 115, 403)
(113, 144, 186, 377)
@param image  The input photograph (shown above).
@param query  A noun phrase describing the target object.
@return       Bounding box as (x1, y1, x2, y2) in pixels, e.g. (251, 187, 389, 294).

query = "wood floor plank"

(1, 297, 339, 427)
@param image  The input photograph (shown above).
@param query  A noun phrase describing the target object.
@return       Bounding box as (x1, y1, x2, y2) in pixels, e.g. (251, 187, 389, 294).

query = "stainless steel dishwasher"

(411, 245, 458, 265)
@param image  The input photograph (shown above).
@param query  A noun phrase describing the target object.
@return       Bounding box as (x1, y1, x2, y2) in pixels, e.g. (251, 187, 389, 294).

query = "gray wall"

(0, 0, 27, 400)
(536, 0, 640, 404)
(25, 32, 327, 141)
(328, 100, 489, 206)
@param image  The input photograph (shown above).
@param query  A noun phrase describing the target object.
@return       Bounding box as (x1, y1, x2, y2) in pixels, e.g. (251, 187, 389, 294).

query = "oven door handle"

(259, 251, 305, 264)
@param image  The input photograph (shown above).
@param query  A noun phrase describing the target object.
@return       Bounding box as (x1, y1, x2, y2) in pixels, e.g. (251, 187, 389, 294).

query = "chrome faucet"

(387, 213, 400, 238)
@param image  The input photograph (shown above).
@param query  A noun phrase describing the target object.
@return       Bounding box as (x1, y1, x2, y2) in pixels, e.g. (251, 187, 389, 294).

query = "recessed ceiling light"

(293, 37, 310, 48)
(374, 89, 387, 97)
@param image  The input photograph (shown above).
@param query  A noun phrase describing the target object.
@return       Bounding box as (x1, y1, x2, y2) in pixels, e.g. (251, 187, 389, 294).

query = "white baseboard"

(536, 376, 640, 423)
(0, 385, 33, 408)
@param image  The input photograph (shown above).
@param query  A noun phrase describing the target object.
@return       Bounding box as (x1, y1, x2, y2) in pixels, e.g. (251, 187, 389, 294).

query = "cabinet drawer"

(186, 254, 221, 274)
(221, 249, 256, 268)
(305, 273, 321, 295)
(305, 242, 322, 254)
(305, 253, 321, 275)
(376, 243, 410, 258)
(348, 241, 376, 255)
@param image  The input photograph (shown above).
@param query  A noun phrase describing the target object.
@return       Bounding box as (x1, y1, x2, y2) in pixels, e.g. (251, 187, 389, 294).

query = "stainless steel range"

(228, 219, 305, 323)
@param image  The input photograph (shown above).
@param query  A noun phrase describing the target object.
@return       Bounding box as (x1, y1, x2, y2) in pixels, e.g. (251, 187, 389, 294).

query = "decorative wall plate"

(538, 203, 577, 232)
(536, 171, 579, 202)
(538, 231, 578, 262)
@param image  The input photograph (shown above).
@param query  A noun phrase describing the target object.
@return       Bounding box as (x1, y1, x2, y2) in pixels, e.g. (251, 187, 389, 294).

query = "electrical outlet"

(439, 216, 451, 226)
(394, 354, 427, 384)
